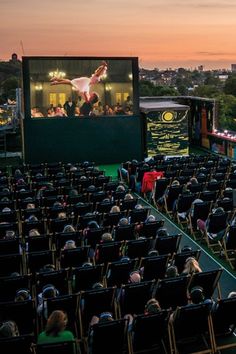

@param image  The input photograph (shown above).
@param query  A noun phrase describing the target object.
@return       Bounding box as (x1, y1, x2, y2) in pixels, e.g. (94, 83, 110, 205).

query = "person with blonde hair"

(37, 310, 75, 345)
(182, 257, 202, 275)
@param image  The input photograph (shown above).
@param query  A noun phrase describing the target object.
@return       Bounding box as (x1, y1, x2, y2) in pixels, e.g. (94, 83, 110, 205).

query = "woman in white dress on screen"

(50, 61, 107, 102)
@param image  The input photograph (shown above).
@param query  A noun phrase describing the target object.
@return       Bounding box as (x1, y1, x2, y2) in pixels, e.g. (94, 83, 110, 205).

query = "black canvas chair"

(211, 296, 236, 352)
(188, 201, 212, 239)
(0, 210, 18, 223)
(45, 294, 79, 337)
(175, 193, 196, 229)
(0, 334, 35, 354)
(199, 190, 218, 203)
(77, 213, 101, 230)
(172, 249, 201, 274)
(87, 318, 128, 354)
(0, 273, 32, 302)
(137, 219, 165, 239)
(124, 238, 152, 260)
(129, 207, 151, 224)
(25, 234, 52, 253)
(0, 253, 23, 276)
(94, 241, 123, 266)
(59, 246, 90, 269)
(0, 299, 37, 335)
(54, 231, 82, 252)
(219, 225, 236, 269)
(35, 268, 69, 295)
(164, 185, 183, 216)
(119, 198, 139, 213)
(155, 233, 182, 256)
(0, 237, 20, 255)
(26, 250, 55, 274)
(34, 340, 78, 354)
(130, 310, 171, 354)
(188, 268, 223, 300)
(153, 177, 171, 209)
(113, 224, 136, 242)
(103, 211, 126, 229)
(139, 254, 170, 281)
(118, 280, 156, 317)
(0, 222, 19, 238)
(71, 264, 104, 292)
(95, 200, 115, 214)
(22, 219, 46, 237)
(203, 211, 229, 253)
(105, 258, 138, 287)
(83, 227, 106, 250)
(169, 303, 215, 354)
(155, 275, 191, 310)
(78, 286, 116, 338)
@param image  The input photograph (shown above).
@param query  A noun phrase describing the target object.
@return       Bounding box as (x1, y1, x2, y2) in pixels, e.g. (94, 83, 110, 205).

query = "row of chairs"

(0, 294, 236, 354)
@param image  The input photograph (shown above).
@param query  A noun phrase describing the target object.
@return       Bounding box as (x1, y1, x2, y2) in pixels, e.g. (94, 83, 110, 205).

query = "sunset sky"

(2, 0, 236, 70)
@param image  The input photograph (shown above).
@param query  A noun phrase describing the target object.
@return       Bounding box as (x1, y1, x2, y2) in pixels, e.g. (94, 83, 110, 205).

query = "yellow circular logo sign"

(162, 111, 174, 122)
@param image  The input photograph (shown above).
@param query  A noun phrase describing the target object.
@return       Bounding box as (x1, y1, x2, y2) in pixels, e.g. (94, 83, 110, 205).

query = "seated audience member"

(0, 320, 20, 338)
(15, 288, 32, 302)
(181, 257, 202, 275)
(37, 310, 75, 346)
(165, 265, 179, 278)
(128, 270, 141, 284)
(188, 286, 213, 308)
(62, 224, 76, 233)
(37, 284, 60, 320)
(62, 239, 76, 250)
(228, 291, 236, 298)
(156, 228, 169, 238)
(144, 298, 161, 314)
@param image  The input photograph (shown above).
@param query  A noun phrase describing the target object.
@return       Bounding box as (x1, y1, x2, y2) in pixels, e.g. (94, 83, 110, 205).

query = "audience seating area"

(0, 157, 235, 353)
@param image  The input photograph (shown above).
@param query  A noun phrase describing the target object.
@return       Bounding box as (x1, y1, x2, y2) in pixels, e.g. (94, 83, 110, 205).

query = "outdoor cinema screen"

(25, 57, 135, 118)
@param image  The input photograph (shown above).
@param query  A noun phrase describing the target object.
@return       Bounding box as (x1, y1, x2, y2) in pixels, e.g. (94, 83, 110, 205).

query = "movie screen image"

(28, 58, 134, 118)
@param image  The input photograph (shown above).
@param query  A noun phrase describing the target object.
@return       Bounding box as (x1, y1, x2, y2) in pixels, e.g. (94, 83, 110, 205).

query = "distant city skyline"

(1, 0, 236, 71)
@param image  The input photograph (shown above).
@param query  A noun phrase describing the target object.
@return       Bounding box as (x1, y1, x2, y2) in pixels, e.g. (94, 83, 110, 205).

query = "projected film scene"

(28, 58, 134, 118)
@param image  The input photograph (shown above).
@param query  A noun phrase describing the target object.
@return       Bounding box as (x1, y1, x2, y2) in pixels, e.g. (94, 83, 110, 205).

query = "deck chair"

(119, 198, 139, 213)
(211, 296, 236, 352)
(87, 318, 128, 354)
(199, 190, 218, 203)
(152, 178, 171, 210)
(155, 275, 191, 310)
(113, 224, 136, 242)
(137, 219, 165, 239)
(26, 250, 55, 274)
(79, 286, 117, 338)
(83, 227, 106, 250)
(0, 299, 36, 335)
(59, 246, 90, 269)
(105, 258, 138, 287)
(164, 185, 183, 216)
(118, 280, 156, 317)
(71, 264, 104, 292)
(0, 253, 23, 276)
(54, 231, 83, 256)
(34, 340, 78, 354)
(129, 207, 151, 224)
(35, 268, 69, 295)
(95, 200, 115, 214)
(188, 182, 205, 194)
(45, 294, 79, 337)
(0, 238, 20, 255)
(219, 225, 236, 269)
(188, 268, 223, 300)
(0, 334, 35, 354)
(203, 211, 229, 253)
(94, 241, 124, 266)
(103, 211, 126, 228)
(172, 249, 201, 274)
(155, 233, 182, 256)
(25, 234, 52, 253)
(140, 254, 170, 281)
(0, 273, 32, 302)
(130, 310, 171, 354)
(169, 303, 215, 354)
(188, 201, 212, 239)
(0, 222, 19, 238)
(0, 210, 18, 223)
(124, 238, 152, 260)
(175, 193, 196, 229)
(22, 219, 46, 237)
